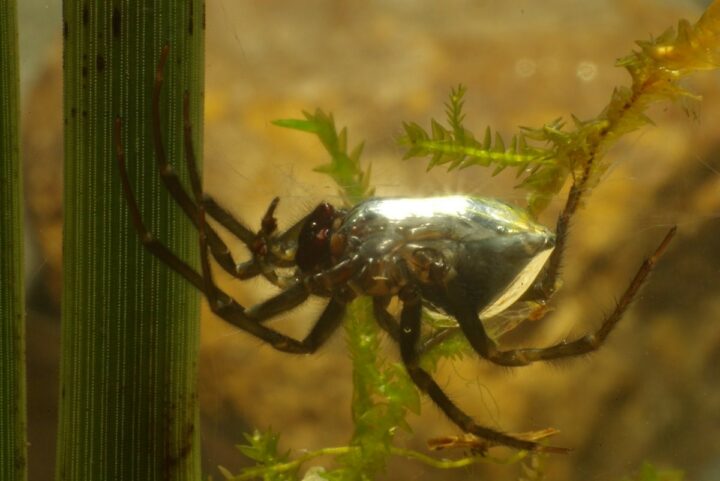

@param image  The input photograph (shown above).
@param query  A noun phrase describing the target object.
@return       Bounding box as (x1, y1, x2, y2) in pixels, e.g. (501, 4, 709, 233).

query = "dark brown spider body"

(114, 45, 676, 454)
(295, 202, 343, 273)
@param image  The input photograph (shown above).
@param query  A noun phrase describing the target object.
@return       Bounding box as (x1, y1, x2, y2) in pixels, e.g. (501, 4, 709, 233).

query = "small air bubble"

(576, 61, 598, 82)
(514, 58, 536, 78)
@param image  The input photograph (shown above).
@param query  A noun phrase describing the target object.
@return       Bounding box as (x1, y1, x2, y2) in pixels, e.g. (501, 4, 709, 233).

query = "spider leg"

(527, 165, 608, 305)
(115, 117, 204, 291)
(396, 286, 567, 453)
(145, 45, 263, 282)
(372, 296, 401, 341)
(116, 106, 346, 354)
(455, 227, 676, 366)
(201, 193, 318, 286)
(242, 282, 309, 321)
(178, 86, 312, 287)
(196, 190, 348, 352)
(529, 184, 583, 301)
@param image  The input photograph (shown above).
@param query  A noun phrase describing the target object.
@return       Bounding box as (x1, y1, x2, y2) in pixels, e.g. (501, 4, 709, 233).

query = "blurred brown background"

(21, 0, 720, 480)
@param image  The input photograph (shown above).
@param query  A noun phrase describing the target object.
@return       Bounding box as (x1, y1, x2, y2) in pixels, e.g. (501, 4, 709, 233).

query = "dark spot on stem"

(188, 0, 194, 35)
(96, 54, 105, 72)
(202, 2, 206, 30)
(81, 65, 88, 78)
(63, 21, 68, 39)
(112, 7, 121, 38)
(82, 4, 89, 26)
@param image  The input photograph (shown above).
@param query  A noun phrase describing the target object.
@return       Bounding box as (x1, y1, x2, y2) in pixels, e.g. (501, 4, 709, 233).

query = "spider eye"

(296, 202, 337, 272)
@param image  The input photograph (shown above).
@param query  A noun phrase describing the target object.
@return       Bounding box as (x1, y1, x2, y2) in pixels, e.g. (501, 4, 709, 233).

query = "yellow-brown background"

(21, 1, 720, 480)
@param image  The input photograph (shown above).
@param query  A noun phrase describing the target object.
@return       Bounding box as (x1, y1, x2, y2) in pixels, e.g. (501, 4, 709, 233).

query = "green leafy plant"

(621, 462, 685, 481)
(58, 3, 204, 480)
(0, 1, 26, 480)
(220, 4, 720, 480)
(402, 4, 720, 216)
(273, 110, 374, 205)
(400, 84, 553, 177)
(220, 113, 534, 481)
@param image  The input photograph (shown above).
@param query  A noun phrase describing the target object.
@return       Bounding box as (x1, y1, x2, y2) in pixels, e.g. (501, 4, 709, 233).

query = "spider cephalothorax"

(295, 202, 344, 273)
(114, 46, 675, 453)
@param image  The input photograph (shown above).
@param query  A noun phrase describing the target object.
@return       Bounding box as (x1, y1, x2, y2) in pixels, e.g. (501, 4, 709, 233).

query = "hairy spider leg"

(152, 46, 313, 288)
(170, 56, 314, 287)
(115, 113, 351, 354)
(408, 180, 625, 355)
(179, 88, 365, 320)
(114, 117, 204, 291)
(187, 137, 351, 352)
(451, 226, 676, 366)
(156, 47, 297, 284)
(199, 195, 317, 287)
(528, 160, 601, 305)
(196, 204, 349, 353)
(372, 297, 401, 341)
(179, 96, 310, 320)
(395, 286, 568, 454)
(147, 46, 259, 280)
(524, 185, 582, 304)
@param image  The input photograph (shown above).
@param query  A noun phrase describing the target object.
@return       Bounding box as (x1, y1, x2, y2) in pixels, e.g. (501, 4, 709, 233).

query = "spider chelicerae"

(114, 46, 675, 454)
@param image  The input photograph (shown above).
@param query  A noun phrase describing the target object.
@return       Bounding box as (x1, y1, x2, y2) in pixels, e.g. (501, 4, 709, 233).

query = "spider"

(114, 46, 676, 454)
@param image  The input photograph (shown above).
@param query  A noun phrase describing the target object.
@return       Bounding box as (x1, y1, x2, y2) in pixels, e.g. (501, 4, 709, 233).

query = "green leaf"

(0, 2, 26, 480)
(274, 110, 373, 205)
(621, 462, 684, 481)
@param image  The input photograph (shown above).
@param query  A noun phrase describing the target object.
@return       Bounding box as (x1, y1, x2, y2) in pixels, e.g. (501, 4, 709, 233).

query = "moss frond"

(272, 116, 421, 478)
(399, 85, 553, 176)
(620, 461, 685, 481)
(273, 111, 374, 205)
(221, 430, 295, 481)
(402, 7, 720, 216)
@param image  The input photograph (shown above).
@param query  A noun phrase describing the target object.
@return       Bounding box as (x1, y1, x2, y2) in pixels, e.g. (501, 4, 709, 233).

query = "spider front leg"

(179, 104, 354, 352)
(194, 193, 349, 353)
(117, 133, 345, 354)
(114, 117, 205, 291)
(150, 45, 291, 285)
(115, 105, 348, 354)
(454, 226, 676, 367)
(395, 286, 568, 453)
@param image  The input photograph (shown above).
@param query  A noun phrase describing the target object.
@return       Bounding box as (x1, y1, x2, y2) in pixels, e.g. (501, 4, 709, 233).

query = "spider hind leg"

(393, 286, 569, 453)
(450, 227, 676, 367)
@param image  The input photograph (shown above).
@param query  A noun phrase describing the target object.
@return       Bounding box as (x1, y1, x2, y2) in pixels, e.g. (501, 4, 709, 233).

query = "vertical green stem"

(0, 1, 26, 480)
(59, 2, 204, 480)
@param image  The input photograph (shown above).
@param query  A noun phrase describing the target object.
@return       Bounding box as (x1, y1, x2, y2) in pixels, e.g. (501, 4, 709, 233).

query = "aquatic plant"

(222, 3, 720, 480)
(0, 1, 26, 480)
(57, 2, 204, 480)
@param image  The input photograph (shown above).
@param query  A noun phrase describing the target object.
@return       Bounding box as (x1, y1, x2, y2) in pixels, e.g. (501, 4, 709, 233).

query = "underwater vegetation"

(3, 2, 718, 481)
(219, 3, 720, 481)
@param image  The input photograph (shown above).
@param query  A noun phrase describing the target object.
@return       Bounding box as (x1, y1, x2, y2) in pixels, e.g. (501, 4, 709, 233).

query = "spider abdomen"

(330, 196, 555, 316)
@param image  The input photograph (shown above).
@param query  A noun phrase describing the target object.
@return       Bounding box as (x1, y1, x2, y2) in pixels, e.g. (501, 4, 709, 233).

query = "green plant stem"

(223, 445, 529, 480)
(58, 2, 204, 480)
(0, 0, 26, 480)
